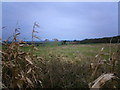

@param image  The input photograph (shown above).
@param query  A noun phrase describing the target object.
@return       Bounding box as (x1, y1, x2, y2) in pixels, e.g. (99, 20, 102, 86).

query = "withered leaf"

(26, 77, 34, 86)
(25, 56, 33, 65)
(90, 73, 117, 88)
(27, 68, 32, 74)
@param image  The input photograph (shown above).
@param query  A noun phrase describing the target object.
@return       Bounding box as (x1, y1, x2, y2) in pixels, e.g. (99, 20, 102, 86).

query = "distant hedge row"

(61, 36, 120, 45)
(79, 36, 120, 44)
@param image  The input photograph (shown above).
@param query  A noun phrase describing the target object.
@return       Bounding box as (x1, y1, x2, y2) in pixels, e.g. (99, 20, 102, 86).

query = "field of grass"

(2, 42, 120, 88)
(22, 43, 117, 60)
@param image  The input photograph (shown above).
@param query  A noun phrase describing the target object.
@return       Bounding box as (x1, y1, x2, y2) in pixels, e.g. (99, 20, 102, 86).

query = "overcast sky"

(2, 2, 118, 41)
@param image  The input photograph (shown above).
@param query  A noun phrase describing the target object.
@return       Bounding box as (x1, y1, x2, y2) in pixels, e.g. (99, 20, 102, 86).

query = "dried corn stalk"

(89, 73, 118, 89)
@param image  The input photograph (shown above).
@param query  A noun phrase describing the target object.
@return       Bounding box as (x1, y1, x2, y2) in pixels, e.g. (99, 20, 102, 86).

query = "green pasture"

(21, 43, 118, 60)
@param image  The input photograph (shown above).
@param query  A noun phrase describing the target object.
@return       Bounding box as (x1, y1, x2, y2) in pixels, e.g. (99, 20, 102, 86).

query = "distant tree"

(62, 40, 67, 45)
(45, 39, 49, 42)
(73, 40, 77, 42)
(53, 38, 58, 42)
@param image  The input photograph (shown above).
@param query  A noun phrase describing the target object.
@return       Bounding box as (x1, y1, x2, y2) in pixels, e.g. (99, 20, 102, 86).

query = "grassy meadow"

(19, 43, 120, 88)
(22, 43, 117, 60)
(2, 40, 120, 89)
